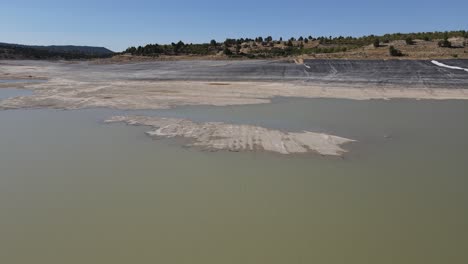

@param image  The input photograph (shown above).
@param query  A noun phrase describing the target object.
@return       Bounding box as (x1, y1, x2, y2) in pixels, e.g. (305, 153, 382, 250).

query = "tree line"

(124, 30, 467, 58)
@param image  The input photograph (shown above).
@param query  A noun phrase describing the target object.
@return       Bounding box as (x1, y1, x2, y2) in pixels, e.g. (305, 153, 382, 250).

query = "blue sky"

(1, 0, 467, 51)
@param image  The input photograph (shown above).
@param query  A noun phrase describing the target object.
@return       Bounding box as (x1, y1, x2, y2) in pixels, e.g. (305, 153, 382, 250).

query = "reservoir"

(1, 92, 467, 264)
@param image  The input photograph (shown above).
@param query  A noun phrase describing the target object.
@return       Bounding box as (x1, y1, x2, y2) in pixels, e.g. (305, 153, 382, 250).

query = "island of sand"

(105, 116, 354, 156)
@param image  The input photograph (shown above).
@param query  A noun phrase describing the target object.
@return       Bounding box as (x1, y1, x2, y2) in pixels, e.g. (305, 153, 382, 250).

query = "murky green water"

(1, 92, 467, 263)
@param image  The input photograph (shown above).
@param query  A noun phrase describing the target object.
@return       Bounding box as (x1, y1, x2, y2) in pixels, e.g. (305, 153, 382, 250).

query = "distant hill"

(0, 42, 114, 55)
(0, 42, 114, 59)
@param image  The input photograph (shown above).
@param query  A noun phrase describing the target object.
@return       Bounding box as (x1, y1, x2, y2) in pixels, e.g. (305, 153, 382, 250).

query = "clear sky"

(1, 0, 467, 52)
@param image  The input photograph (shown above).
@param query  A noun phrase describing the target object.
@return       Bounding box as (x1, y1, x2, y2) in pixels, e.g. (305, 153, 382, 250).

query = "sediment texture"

(2, 59, 467, 156)
(1, 59, 468, 110)
(105, 116, 355, 156)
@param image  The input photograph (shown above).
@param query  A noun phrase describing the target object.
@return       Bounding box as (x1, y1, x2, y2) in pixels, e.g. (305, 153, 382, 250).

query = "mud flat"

(3, 80, 468, 111)
(105, 116, 354, 156)
(1, 59, 468, 155)
(1, 59, 468, 111)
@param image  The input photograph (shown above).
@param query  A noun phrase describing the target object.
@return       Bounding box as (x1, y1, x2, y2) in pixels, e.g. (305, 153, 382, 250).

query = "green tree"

(174, 41, 185, 53)
(126, 46, 137, 54)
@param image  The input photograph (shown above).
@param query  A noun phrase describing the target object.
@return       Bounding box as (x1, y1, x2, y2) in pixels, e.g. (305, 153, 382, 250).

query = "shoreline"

(2, 80, 468, 111)
(1, 59, 467, 156)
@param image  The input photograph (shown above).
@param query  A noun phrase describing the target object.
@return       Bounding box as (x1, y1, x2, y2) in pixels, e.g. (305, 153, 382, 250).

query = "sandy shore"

(2, 59, 468, 111)
(2, 79, 468, 111)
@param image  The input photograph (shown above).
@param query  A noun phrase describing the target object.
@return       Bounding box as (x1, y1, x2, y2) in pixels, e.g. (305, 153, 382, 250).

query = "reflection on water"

(0, 98, 467, 264)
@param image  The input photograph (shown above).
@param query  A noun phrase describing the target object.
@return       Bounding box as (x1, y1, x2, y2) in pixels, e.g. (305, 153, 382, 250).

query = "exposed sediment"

(1, 59, 468, 111)
(2, 59, 468, 156)
(105, 116, 355, 156)
(2, 79, 468, 111)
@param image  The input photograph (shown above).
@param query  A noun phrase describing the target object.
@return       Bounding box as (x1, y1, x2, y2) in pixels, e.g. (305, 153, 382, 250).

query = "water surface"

(0, 88, 32, 100)
(0, 79, 46, 83)
(0, 98, 467, 264)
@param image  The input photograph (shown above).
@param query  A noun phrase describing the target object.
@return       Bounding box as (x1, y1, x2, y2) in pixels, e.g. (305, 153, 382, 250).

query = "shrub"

(223, 46, 233, 55)
(405, 37, 414, 45)
(389, 46, 402, 56)
(235, 44, 241, 54)
(373, 38, 380, 48)
(438, 38, 452, 48)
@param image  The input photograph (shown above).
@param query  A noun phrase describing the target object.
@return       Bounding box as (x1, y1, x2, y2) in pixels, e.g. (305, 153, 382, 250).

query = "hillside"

(0, 42, 114, 60)
(115, 30, 467, 61)
(304, 38, 467, 60)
